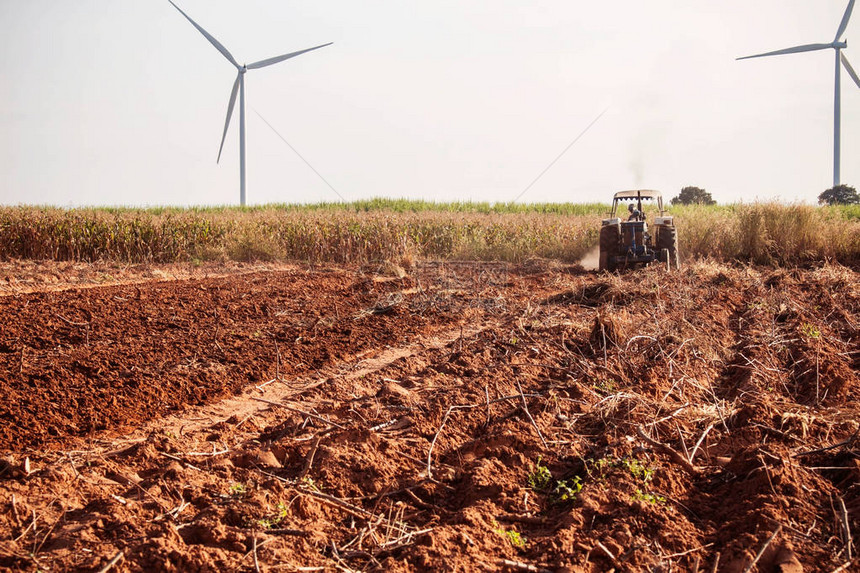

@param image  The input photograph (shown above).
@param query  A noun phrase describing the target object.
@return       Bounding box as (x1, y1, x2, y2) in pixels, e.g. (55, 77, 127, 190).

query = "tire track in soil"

(698, 268, 860, 567)
(0, 261, 554, 452)
(148, 318, 500, 442)
(0, 260, 300, 297)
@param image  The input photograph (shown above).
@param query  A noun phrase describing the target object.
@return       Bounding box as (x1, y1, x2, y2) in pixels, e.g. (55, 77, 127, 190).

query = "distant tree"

(671, 186, 716, 206)
(818, 184, 859, 206)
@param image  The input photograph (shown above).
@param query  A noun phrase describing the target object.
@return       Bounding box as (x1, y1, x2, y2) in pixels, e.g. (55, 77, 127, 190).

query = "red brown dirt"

(0, 260, 857, 572)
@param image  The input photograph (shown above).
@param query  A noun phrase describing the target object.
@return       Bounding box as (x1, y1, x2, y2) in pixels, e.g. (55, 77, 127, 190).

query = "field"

(1, 201, 858, 266)
(0, 203, 858, 572)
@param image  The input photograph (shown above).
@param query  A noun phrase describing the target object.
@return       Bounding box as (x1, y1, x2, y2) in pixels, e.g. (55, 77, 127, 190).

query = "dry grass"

(0, 202, 856, 266)
(677, 203, 859, 264)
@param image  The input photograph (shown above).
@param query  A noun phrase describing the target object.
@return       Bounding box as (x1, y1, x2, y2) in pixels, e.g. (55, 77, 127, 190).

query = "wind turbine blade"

(246, 42, 333, 70)
(835, 0, 855, 41)
(737, 43, 833, 60)
(217, 74, 241, 163)
(168, 0, 240, 69)
(843, 53, 860, 89)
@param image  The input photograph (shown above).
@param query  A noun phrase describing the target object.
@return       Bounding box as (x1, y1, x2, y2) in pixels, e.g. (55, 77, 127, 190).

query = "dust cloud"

(579, 245, 600, 270)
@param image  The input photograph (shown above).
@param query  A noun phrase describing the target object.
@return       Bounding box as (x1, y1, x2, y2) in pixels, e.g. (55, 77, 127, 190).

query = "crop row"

(0, 202, 856, 265)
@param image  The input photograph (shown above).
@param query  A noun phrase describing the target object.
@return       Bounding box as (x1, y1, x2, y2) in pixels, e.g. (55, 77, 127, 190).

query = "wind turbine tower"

(168, 1, 331, 206)
(738, 0, 860, 187)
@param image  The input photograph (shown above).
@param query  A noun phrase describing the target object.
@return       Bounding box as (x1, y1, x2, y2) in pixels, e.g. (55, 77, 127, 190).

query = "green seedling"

(526, 457, 552, 491)
(504, 529, 525, 548)
(551, 476, 583, 503)
(590, 456, 614, 475)
(228, 482, 247, 497)
(800, 323, 821, 339)
(257, 517, 276, 529)
(587, 456, 654, 486)
(622, 458, 654, 483)
(593, 379, 617, 394)
(493, 521, 525, 549)
(300, 476, 322, 492)
(527, 457, 584, 504)
(257, 502, 290, 529)
(632, 489, 666, 505)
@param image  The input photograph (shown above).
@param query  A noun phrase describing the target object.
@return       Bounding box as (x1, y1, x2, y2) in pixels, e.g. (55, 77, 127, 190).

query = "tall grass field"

(0, 200, 856, 266)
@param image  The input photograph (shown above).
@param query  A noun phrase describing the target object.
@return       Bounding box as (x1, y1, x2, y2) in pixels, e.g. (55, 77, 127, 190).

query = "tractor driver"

(627, 203, 642, 222)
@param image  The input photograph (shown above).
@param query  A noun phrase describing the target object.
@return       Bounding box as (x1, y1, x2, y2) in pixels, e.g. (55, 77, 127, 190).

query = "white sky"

(1, 0, 858, 207)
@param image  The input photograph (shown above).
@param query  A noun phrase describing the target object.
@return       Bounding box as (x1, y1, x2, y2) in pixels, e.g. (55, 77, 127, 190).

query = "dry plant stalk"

(250, 396, 345, 429)
(741, 525, 782, 573)
(636, 426, 699, 476)
(496, 558, 553, 573)
(96, 552, 124, 573)
(838, 496, 853, 561)
(515, 378, 548, 448)
(710, 552, 720, 573)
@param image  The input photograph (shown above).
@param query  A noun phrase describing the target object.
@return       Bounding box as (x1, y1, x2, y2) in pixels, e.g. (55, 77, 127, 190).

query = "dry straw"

(0, 201, 856, 265)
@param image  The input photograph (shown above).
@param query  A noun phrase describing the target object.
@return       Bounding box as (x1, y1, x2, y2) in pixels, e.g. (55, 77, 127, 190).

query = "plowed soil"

(0, 260, 857, 573)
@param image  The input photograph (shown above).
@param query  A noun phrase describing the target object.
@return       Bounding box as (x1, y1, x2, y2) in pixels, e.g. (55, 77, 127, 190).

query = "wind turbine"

(738, 0, 860, 187)
(168, 1, 332, 206)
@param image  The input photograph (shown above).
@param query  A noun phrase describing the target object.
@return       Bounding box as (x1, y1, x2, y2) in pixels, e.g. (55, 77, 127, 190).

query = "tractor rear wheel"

(656, 225, 680, 269)
(599, 225, 619, 272)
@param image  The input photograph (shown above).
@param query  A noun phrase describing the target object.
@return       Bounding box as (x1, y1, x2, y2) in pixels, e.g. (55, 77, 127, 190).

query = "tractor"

(598, 190, 679, 272)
